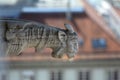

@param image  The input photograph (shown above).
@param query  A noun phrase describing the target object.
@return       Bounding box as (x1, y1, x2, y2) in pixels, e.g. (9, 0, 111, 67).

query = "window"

(21, 70, 35, 80)
(79, 38, 84, 47)
(92, 38, 107, 49)
(50, 71, 62, 80)
(0, 73, 7, 80)
(0, 0, 17, 5)
(108, 70, 119, 80)
(78, 71, 90, 80)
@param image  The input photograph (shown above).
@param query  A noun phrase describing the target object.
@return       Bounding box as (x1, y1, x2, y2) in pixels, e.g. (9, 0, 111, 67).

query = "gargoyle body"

(1, 19, 79, 59)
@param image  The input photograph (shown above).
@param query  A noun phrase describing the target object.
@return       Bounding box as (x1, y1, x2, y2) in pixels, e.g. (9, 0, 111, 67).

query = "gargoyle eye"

(61, 34, 66, 37)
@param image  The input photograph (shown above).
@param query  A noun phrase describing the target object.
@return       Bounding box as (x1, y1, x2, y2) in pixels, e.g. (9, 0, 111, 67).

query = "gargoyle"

(3, 19, 79, 59)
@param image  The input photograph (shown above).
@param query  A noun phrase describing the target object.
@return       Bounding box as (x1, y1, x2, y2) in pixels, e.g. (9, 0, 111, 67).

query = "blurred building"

(106, 0, 120, 8)
(0, 0, 82, 18)
(0, 0, 120, 80)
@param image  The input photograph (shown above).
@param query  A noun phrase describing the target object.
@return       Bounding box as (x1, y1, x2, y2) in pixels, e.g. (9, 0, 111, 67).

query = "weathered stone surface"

(1, 19, 79, 59)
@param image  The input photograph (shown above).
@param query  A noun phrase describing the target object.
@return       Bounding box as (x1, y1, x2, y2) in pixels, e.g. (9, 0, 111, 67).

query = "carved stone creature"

(2, 19, 79, 59)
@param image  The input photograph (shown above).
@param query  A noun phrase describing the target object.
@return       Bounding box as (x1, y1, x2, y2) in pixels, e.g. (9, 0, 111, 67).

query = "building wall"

(0, 67, 120, 80)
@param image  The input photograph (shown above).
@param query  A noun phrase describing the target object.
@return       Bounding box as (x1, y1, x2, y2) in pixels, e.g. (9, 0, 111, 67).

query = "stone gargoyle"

(2, 19, 79, 59)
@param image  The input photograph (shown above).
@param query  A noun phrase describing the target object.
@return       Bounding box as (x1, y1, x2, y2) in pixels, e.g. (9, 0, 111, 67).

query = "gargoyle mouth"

(65, 53, 75, 61)
(51, 53, 75, 61)
(68, 57, 74, 61)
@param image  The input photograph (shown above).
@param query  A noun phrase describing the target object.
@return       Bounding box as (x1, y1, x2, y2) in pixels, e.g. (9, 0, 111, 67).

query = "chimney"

(66, 0, 72, 21)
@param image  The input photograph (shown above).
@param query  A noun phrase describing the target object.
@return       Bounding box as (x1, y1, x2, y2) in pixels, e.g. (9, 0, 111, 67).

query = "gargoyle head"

(58, 24, 79, 59)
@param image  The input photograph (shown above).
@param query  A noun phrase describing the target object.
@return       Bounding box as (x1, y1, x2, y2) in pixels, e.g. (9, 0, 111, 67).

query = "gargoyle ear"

(58, 31, 67, 42)
(64, 24, 74, 33)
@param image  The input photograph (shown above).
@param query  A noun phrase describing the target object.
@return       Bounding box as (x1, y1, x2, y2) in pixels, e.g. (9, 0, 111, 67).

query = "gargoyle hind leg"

(17, 43, 27, 56)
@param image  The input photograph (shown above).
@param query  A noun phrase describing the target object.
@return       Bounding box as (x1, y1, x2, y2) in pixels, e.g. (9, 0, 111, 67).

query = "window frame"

(92, 38, 107, 49)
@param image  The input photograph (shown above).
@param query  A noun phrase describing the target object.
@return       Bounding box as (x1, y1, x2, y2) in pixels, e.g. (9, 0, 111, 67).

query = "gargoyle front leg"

(6, 42, 27, 56)
(52, 47, 65, 58)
